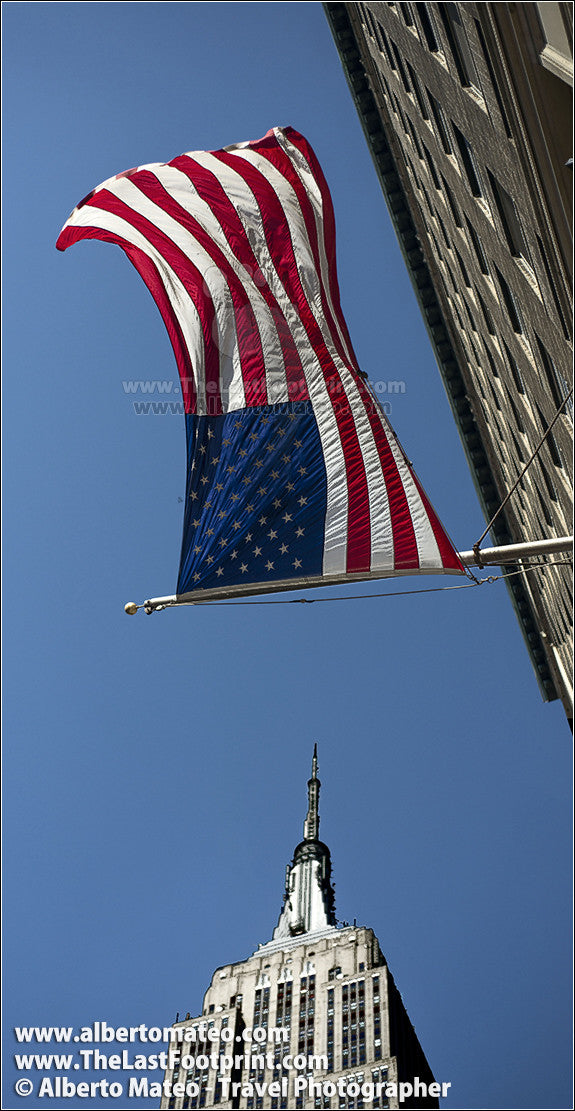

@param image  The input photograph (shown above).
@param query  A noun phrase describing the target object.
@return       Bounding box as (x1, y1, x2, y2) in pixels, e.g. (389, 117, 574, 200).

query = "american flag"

(57, 126, 463, 599)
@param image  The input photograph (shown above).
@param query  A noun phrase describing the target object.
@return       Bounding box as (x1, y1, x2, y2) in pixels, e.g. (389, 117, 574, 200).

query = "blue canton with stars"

(177, 403, 328, 595)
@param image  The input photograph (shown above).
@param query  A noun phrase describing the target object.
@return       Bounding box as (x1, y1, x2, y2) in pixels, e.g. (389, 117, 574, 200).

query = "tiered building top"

(161, 753, 441, 1109)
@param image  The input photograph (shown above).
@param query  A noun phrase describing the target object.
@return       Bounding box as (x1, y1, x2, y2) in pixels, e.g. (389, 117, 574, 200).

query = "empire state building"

(161, 751, 444, 1109)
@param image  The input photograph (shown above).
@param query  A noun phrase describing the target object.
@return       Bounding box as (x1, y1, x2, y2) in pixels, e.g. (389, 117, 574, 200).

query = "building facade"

(325, 2, 573, 718)
(161, 752, 442, 1110)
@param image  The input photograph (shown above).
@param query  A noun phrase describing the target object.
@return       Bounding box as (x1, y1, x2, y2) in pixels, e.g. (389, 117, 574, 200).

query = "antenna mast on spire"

(303, 744, 320, 842)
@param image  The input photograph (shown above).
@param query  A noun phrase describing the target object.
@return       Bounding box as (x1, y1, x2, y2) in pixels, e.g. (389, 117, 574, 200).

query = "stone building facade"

(161, 753, 442, 1110)
(325, 2, 573, 718)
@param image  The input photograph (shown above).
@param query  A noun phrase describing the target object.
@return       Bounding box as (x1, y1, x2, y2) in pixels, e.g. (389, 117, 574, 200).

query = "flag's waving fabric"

(57, 127, 463, 598)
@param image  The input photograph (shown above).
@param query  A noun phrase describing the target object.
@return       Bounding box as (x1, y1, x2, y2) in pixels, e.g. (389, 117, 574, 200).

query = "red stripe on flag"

(132, 170, 268, 408)
(87, 189, 223, 414)
(260, 132, 420, 570)
(281, 128, 363, 375)
(255, 136, 360, 379)
(404, 463, 464, 571)
(170, 154, 308, 402)
(215, 150, 372, 573)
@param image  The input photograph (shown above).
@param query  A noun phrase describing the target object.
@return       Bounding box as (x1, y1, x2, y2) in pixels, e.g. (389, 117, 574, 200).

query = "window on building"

(395, 97, 409, 135)
(455, 248, 471, 287)
(406, 115, 423, 158)
(465, 300, 478, 332)
(486, 376, 502, 412)
(391, 40, 411, 91)
(440, 220, 451, 250)
(474, 19, 512, 137)
(484, 346, 500, 378)
(422, 142, 441, 189)
(417, 3, 440, 52)
(477, 289, 496, 334)
(430, 229, 444, 264)
(536, 404, 563, 469)
(504, 384, 526, 433)
(510, 429, 525, 463)
(453, 125, 483, 197)
(427, 90, 452, 153)
(438, 3, 481, 88)
(379, 25, 397, 69)
(496, 268, 523, 332)
(406, 61, 429, 118)
(465, 216, 490, 273)
(536, 236, 571, 341)
(441, 175, 462, 226)
(537, 486, 554, 526)
(534, 334, 573, 420)
(487, 172, 529, 260)
(503, 341, 526, 393)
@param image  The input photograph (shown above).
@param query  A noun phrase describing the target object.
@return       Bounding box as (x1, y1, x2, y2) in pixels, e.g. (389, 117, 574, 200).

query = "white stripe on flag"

(196, 150, 350, 574)
(147, 163, 290, 408)
(116, 178, 245, 412)
(233, 146, 396, 571)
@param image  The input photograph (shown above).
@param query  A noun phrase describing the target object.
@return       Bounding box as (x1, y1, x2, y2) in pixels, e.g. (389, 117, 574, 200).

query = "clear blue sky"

(2, 4, 572, 1109)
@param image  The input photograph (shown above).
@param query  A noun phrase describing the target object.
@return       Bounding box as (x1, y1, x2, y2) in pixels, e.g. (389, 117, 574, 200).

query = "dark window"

(484, 346, 500, 378)
(488, 172, 529, 259)
(477, 289, 495, 334)
(511, 430, 525, 463)
(536, 405, 563, 468)
(391, 40, 411, 91)
(453, 126, 483, 196)
(380, 25, 397, 69)
(422, 142, 441, 189)
(427, 89, 452, 153)
(465, 217, 490, 273)
(536, 235, 571, 340)
(535, 334, 572, 417)
(438, 3, 481, 88)
(496, 269, 523, 332)
(406, 115, 423, 158)
(503, 341, 525, 393)
(487, 378, 502, 412)
(442, 176, 462, 225)
(406, 62, 429, 118)
(474, 19, 512, 136)
(538, 459, 558, 502)
(455, 248, 471, 287)
(430, 229, 443, 263)
(395, 97, 409, 135)
(418, 3, 439, 51)
(465, 300, 478, 332)
(504, 385, 525, 433)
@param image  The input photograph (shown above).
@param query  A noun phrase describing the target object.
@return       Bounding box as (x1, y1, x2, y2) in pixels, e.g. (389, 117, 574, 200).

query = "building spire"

(303, 743, 320, 842)
(272, 747, 336, 941)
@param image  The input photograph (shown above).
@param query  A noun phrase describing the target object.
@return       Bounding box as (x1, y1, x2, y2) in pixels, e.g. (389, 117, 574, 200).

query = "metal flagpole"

(459, 536, 573, 567)
(124, 536, 572, 613)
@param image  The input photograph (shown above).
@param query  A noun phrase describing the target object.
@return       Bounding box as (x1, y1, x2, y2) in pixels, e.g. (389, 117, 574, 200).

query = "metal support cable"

(473, 387, 573, 563)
